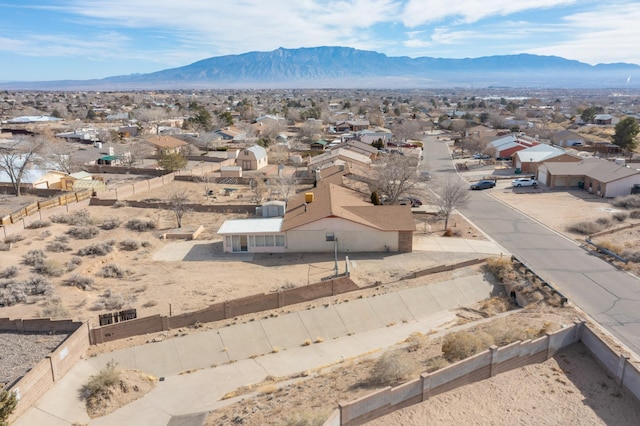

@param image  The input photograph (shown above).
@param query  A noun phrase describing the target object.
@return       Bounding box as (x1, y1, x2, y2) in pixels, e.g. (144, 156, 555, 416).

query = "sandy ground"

(369, 343, 640, 426)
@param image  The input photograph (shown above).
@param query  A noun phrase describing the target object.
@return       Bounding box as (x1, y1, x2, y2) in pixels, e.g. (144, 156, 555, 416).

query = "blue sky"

(2, 0, 640, 82)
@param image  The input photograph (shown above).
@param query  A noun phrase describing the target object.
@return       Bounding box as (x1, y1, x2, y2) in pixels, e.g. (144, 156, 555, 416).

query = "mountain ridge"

(2, 46, 639, 90)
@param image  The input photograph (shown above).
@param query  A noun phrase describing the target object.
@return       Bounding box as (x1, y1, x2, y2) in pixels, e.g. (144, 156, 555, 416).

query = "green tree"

(86, 108, 96, 120)
(218, 111, 234, 127)
(0, 389, 18, 426)
(580, 106, 604, 124)
(612, 117, 640, 153)
(157, 152, 187, 171)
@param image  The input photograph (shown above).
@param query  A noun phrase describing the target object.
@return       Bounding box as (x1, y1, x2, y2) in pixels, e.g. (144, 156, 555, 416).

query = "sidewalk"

(14, 267, 502, 426)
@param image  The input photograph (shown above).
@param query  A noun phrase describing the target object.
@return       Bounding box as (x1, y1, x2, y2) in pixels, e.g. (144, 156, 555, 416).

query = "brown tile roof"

(281, 182, 415, 232)
(544, 158, 640, 182)
(145, 135, 188, 149)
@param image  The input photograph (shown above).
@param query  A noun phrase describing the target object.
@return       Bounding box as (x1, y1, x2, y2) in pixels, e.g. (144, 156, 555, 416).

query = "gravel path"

(0, 332, 68, 387)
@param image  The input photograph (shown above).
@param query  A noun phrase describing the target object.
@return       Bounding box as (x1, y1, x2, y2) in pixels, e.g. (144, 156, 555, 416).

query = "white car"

(512, 177, 538, 187)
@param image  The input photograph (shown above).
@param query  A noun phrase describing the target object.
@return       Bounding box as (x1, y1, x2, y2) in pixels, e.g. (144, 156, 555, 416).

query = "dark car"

(399, 197, 423, 207)
(470, 180, 496, 190)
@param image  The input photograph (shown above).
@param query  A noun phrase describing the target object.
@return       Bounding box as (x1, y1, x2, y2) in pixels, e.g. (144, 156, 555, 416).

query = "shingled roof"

(281, 182, 415, 232)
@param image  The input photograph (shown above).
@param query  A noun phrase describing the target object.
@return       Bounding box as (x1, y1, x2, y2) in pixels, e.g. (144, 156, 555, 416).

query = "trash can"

(515, 168, 521, 174)
(578, 181, 585, 189)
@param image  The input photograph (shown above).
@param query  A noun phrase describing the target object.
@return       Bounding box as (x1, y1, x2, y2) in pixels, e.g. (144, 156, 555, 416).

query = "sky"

(2, 0, 640, 82)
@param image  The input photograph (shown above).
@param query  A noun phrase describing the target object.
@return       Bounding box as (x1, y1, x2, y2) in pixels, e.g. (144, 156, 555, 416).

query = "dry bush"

(126, 218, 156, 232)
(119, 239, 139, 251)
(22, 249, 46, 266)
(67, 225, 100, 240)
(26, 220, 51, 229)
(366, 348, 420, 386)
(485, 319, 541, 347)
(97, 264, 131, 279)
(64, 274, 94, 290)
(612, 195, 640, 209)
(51, 209, 92, 226)
(404, 332, 428, 352)
(484, 257, 514, 282)
(46, 240, 73, 252)
(0, 280, 27, 306)
(55, 234, 70, 243)
(41, 296, 70, 319)
(282, 409, 330, 426)
(479, 296, 513, 316)
(595, 240, 624, 254)
(91, 289, 126, 310)
(81, 360, 121, 403)
(23, 275, 53, 295)
(0, 242, 10, 251)
(65, 256, 82, 271)
(38, 230, 52, 239)
(4, 233, 25, 244)
(33, 259, 65, 277)
(566, 221, 603, 235)
(622, 249, 640, 263)
(595, 217, 612, 226)
(0, 266, 19, 279)
(424, 356, 449, 373)
(612, 212, 628, 222)
(77, 240, 115, 256)
(100, 218, 121, 230)
(441, 330, 494, 362)
(629, 209, 640, 219)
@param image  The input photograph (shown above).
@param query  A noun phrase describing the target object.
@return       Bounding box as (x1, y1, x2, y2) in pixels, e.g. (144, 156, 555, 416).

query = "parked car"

(512, 177, 538, 187)
(470, 180, 496, 190)
(420, 171, 432, 181)
(399, 197, 423, 207)
(473, 153, 491, 160)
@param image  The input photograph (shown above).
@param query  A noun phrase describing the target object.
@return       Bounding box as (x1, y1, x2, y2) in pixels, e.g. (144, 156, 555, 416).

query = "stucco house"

(538, 158, 640, 197)
(487, 133, 539, 159)
(513, 144, 580, 174)
(236, 145, 268, 171)
(551, 130, 585, 148)
(218, 182, 415, 253)
(145, 135, 188, 155)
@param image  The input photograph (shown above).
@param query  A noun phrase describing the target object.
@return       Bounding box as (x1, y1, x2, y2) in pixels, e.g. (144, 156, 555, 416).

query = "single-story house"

(513, 144, 580, 174)
(335, 120, 370, 132)
(487, 134, 539, 159)
(213, 126, 246, 141)
(218, 182, 415, 253)
(551, 130, 585, 148)
(310, 140, 329, 151)
(331, 139, 380, 159)
(145, 135, 188, 155)
(594, 114, 615, 125)
(237, 145, 268, 171)
(307, 148, 372, 174)
(355, 129, 392, 146)
(538, 158, 640, 197)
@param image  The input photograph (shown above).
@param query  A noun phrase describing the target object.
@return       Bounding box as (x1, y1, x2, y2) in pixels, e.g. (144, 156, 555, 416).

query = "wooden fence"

(0, 190, 93, 226)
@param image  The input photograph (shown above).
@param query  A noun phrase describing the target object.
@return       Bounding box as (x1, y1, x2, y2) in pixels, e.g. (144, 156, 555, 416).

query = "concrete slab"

(398, 285, 443, 319)
(218, 320, 272, 360)
(12, 408, 71, 426)
(253, 344, 330, 378)
(172, 330, 230, 370)
(365, 292, 414, 326)
(259, 314, 312, 350)
(297, 306, 349, 341)
(454, 275, 496, 305)
(427, 279, 468, 310)
(90, 393, 173, 426)
(334, 298, 385, 334)
(89, 345, 138, 371)
(132, 339, 185, 376)
(168, 412, 208, 426)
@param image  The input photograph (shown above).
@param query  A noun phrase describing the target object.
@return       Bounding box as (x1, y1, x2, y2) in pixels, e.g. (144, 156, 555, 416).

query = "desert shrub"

(91, 289, 126, 310)
(566, 221, 603, 235)
(100, 218, 121, 230)
(282, 409, 330, 426)
(64, 274, 94, 290)
(26, 220, 51, 229)
(611, 194, 640, 209)
(97, 264, 130, 279)
(23, 275, 53, 295)
(4, 233, 25, 244)
(595, 217, 611, 226)
(77, 240, 115, 256)
(67, 225, 100, 239)
(596, 240, 624, 254)
(38, 230, 52, 239)
(366, 349, 419, 386)
(424, 356, 449, 373)
(0, 242, 10, 251)
(41, 296, 70, 319)
(55, 234, 70, 243)
(50, 209, 92, 226)
(81, 361, 121, 402)
(0, 266, 19, 279)
(65, 256, 82, 271)
(612, 212, 628, 222)
(141, 240, 152, 248)
(119, 239, 139, 251)
(485, 319, 541, 347)
(630, 209, 640, 219)
(23, 249, 47, 266)
(46, 240, 72, 252)
(485, 257, 514, 282)
(0, 388, 18, 425)
(442, 330, 495, 362)
(126, 218, 156, 232)
(33, 259, 65, 277)
(0, 280, 27, 306)
(622, 249, 640, 263)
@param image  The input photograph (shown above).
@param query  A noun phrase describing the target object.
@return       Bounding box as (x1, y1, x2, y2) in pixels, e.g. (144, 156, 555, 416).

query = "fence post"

(421, 372, 431, 401)
(489, 345, 499, 376)
(616, 354, 630, 386)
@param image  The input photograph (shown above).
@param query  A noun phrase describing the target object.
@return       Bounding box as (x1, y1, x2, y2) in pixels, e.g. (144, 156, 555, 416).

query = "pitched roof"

(281, 182, 415, 232)
(145, 135, 188, 149)
(544, 158, 640, 182)
(514, 144, 569, 162)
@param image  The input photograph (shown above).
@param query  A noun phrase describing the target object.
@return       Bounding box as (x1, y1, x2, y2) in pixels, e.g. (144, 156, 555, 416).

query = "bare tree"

(167, 185, 192, 228)
(118, 140, 154, 168)
(429, 174, 470, 230)
(272, 174, 298, 204)
(46, 140, 83, 174)
(198, 173, 216, 197)
(249, 176, 267, 204)
(0, 135, 47, 196)
(372, 154, 420, 204)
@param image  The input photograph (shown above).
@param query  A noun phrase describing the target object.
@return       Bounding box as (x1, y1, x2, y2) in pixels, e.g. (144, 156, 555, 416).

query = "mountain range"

(3, 46, 640, 90)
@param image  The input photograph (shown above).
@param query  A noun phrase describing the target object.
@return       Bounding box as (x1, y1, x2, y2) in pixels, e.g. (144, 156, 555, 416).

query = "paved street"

(423, 134, 640, 357)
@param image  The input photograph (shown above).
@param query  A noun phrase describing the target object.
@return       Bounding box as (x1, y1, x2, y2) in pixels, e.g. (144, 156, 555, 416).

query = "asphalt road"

(423, 134, 640, 357)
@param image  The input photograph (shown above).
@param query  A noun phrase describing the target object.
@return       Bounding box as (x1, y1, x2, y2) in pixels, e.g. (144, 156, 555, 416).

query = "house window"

(326, 232, 335, 242)
(275, 235, 285, 246)
(225, 236, 231, 248)
(255, 235, 265, 247)
(243, 150, 250, 156)
(265, 235, 275, 246)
